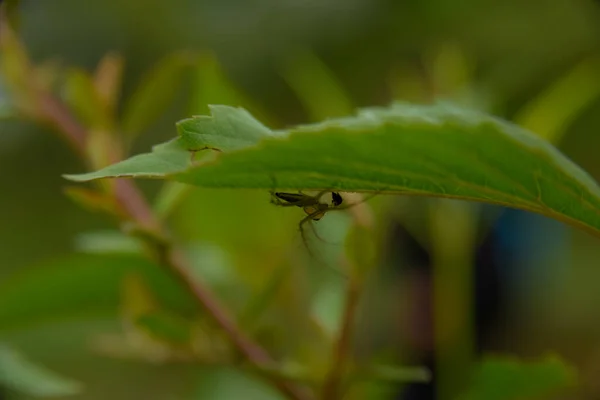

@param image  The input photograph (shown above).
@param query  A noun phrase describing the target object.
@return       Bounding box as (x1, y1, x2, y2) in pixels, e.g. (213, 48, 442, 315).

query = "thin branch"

(39, 96, 312, 400)
(2, 15, 312, 397)
(165, 249, 312, 400)
(36, 91, 87, 157)
(320, 257, 361, 400)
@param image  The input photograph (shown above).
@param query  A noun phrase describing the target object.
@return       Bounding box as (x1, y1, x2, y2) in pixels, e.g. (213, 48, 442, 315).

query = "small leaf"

(153, 181, 192, 220)
(135, 312, 192, 345)
(62, 68, 112, 129)
(280, 49, 353, 121)
(64, 102, 600, 238)
(176, 104, 276, 151)
(74, 230, 143, 254)
(2, 1, 22, 29)
(514, 56, 600, 144)
(0, 20, 36, 115)
(120, 51, 195, 139)
(94, 52, 124, 114)
(63, 187, 125, 218)
(0, 344, 83, 397)
(459, 355, 577, 400)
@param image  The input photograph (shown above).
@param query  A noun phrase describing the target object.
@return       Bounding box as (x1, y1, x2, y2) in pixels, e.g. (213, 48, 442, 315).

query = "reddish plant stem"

(37, 91, 88, 159)
(320, 263, 361, 400)
(24, 59, 312, 400)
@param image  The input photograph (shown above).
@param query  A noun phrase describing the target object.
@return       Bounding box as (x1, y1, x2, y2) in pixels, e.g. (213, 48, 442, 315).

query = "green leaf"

(65, 102, 600, 237)
(65, 139, 192, 180)
(73, 230, 144, 254)
(135, 312, 192, 345)
(514, 56, 600, 144)
(0, 344, 83, 397)
(193, 367, 284, 400)
(120, 51, 195, 139)
(176, 104, 276, 151)
(63, 68, 111, 130)
(0, 254, 197, 331)
(279, 49, 354, 121)
(2, 1, 22, 30)
(459, 355, 577, 400)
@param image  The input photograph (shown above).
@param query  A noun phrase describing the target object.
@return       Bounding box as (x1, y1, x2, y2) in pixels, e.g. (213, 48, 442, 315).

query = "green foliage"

(63, 68, 112, 130)
(3, 3, 600, 398)
(0, 254, 197, 331)
(176, 105, 277, 151)
(193, 367, 284, 400)
(459, 355, 577, 400)
(280, 49, 354, 121)
(66, 102, 600, 238)
(0, 344, 82, 397)
(120, 51, 196, 140)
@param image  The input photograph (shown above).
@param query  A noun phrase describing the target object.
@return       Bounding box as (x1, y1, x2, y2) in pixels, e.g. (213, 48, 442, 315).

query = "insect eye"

(331, 192, 343, 207)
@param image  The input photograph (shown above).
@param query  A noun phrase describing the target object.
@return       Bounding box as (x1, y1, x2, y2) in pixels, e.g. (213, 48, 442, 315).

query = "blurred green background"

(2, 0, 600, 399)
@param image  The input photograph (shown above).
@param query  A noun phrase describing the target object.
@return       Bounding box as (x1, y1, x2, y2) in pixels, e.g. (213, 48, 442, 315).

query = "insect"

(272, 187, 382, 249)
(271, 190, 343, 220)
(270, 190, 346, 256)
(271, 188, 383, 274)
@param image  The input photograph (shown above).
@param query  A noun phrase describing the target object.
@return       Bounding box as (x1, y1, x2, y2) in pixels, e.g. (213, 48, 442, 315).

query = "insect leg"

(333, 191, 381, 211)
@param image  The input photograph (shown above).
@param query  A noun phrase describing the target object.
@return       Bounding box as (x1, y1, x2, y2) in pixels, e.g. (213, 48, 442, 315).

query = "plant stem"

(320, 257, 361, 400)
(2, 17, 312, 398)
(41, 92, 312, 400)
(430, 200, 478, 400)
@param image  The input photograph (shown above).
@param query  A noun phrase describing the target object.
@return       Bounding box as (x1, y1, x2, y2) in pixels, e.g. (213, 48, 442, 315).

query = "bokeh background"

(2, 0, 600, 399)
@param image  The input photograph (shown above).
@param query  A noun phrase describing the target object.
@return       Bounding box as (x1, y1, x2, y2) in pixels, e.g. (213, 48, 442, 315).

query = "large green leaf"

(65, 102, 600, 237)
(459, 355, 576, 400)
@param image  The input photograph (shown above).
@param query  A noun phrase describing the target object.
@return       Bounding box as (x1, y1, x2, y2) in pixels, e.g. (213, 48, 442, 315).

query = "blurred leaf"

(280, 49, 353, 121)
(239, 262, 293, 331)
(63, 187, 126, 218)
(122, 273, 158, 318)
(0, 344, 83, 397)
(67, 102, 600, 239)
(153, 181, 192, 220)
(120, 51, 195, 140)
(345, 223, 378, 279)
(515, 56, 600, 144)
(2, 1, 21, 29)
(34, 59, 63, 93)
(63, 68, 112, 130)
(351, 364, 431, 384)
(94, 52, 124, 115)
(0, 254, 197, 330)
(193, 367, 284, 400)
(191, 53, 240, 114)
(0, 78, 16, 119)
(190, 52, 274, 135)
(135, 312, 192, 345)
(74, 230, 144, 254)
(0, 19, 36, 115)
(459, 355, 577, 400)
(120, 273, 194, 353)
(426, 41, 473, 99)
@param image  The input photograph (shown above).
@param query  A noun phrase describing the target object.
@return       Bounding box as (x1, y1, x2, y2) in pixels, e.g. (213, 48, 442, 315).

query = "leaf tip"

(62, 172, 95, 182)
